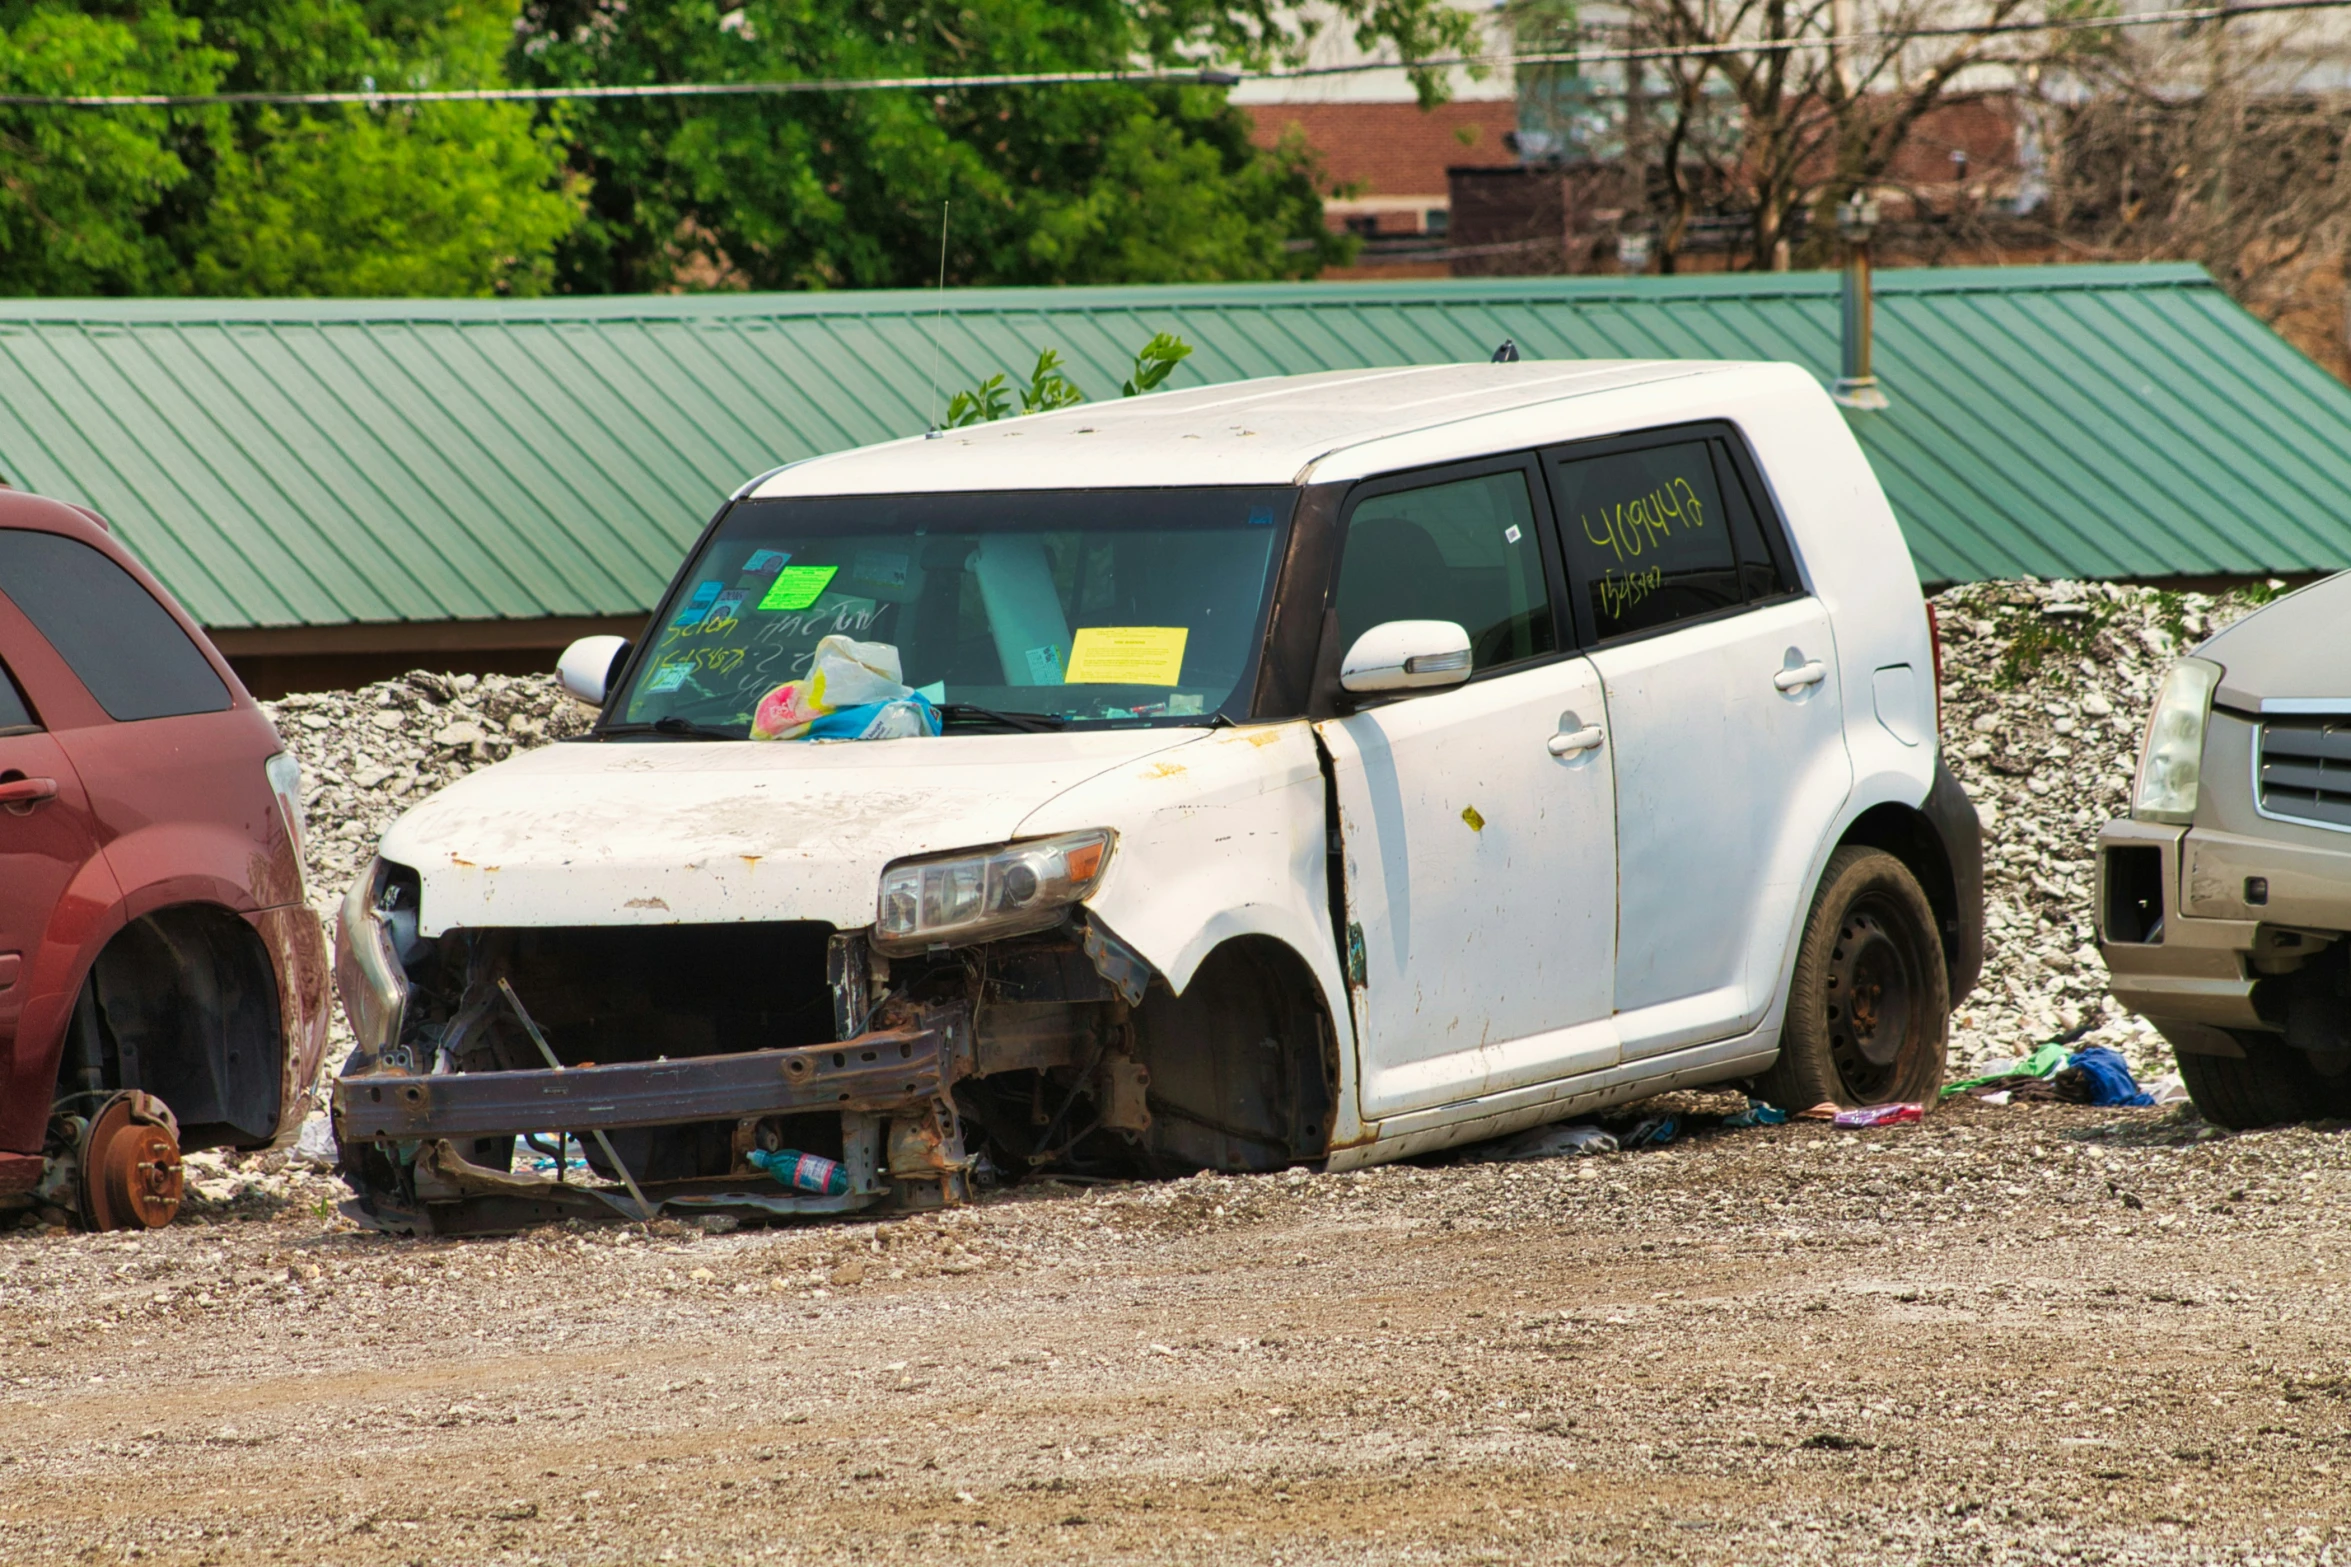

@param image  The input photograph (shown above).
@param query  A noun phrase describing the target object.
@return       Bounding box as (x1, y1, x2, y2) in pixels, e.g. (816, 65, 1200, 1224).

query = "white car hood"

(381, 729, 1204, 935)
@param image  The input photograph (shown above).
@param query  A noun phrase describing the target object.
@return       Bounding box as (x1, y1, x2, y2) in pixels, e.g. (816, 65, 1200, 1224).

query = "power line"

(0, 0, 2339, 109)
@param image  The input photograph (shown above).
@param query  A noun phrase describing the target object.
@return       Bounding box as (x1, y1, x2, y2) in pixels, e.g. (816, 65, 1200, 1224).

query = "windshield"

(610, 488, 1294, 734)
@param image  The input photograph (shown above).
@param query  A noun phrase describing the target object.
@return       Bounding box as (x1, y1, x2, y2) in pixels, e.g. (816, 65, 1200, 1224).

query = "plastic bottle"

(747, 1148, 850, 1196)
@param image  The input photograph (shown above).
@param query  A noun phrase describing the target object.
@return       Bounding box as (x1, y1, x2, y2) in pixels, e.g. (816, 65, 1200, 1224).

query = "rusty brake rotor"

(79, 1092, 184, 1231)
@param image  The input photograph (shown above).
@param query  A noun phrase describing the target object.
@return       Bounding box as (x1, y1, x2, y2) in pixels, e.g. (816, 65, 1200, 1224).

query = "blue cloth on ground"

(2066, 1045, 2155, 1107)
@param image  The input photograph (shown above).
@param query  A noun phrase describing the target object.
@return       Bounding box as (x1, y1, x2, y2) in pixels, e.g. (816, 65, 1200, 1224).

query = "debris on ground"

(1831, 1102, 1925, 1128)
(2053, 1044, 2158, 1107)
(1489, 1122, 1618, 1161)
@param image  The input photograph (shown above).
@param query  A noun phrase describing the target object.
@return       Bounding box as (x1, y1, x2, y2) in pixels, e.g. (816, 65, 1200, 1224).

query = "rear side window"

(1551, 440, 1744, 640)
(0, 532, 229, 721)
(0, 660, 35, 734)
(1333, 469, 1555, 672)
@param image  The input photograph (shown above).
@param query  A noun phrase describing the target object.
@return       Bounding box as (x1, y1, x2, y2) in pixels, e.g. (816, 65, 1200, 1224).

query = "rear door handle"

(1773, 661, 1827, 693)
(0, 776, 57, 809)
(1547, 725, 1605, 757)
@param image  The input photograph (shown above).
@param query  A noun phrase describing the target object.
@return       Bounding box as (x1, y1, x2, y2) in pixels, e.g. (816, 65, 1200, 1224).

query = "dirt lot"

(5, 1097, 2350, 1566)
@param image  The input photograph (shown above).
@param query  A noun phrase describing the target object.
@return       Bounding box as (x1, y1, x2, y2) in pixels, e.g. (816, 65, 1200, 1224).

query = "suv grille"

(2258, 717, 2351, 830)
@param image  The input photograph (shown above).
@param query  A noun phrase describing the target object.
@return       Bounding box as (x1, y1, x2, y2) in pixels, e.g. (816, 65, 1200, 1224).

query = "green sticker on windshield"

(757, 565, 838, 612)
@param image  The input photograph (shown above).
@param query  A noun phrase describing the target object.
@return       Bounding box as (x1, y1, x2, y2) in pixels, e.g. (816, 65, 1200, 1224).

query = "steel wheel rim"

(1823, 895, 1920, 1103)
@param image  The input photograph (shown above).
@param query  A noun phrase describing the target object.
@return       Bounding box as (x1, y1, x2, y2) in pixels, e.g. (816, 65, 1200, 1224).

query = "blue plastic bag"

(805, 692, 941, 741)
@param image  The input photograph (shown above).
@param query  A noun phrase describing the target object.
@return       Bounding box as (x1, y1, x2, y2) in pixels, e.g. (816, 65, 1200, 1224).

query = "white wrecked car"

(331, 362, 1982, 1234)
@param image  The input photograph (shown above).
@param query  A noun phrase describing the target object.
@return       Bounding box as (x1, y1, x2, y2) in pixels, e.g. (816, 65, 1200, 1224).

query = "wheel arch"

(57, 901, 288, 1151)
(1836, 798, 1979, 1002)
(1130, 933, 1344, 1173)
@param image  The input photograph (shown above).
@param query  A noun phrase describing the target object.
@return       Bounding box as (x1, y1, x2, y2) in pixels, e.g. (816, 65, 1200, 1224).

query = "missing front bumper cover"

(333, 1001, 972, 1145)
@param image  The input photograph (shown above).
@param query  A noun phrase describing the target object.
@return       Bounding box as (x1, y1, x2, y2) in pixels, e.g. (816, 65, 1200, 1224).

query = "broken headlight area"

(873, 830, 1112, 953)
(329, 907, 1335, 1238)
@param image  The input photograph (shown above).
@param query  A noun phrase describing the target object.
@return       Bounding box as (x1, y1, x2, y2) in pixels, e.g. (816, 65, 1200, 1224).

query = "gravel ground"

(2, 579, 2326, 1563)
(6, 1098, 2351, 1564)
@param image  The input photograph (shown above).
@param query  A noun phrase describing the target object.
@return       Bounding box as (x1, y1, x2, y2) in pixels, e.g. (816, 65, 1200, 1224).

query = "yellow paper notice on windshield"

(1064, 626, 1188, 686)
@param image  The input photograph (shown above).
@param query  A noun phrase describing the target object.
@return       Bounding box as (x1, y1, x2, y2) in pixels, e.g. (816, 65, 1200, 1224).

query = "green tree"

(510, 0, 1476, 292)
(172, 0, 582, 295)
(0, 0, 580, 297)
(0, 3, 224, 294)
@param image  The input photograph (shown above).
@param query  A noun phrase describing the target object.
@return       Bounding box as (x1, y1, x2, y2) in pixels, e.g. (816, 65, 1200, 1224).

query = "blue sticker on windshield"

(742, 549, 792, 575)
(1247, 505, 1274, 526)
(671, 580, 722, 627)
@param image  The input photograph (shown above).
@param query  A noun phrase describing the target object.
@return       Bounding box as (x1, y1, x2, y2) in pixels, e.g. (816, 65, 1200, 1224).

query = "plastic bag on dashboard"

(751, 636, 941, 742)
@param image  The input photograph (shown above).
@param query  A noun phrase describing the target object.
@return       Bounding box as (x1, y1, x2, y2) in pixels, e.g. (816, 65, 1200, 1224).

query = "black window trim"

(0, 528, 232, 724)
(0, 654, 39, 739)
(1313, 450, 1580, 713)
(1536, 418, 1809, 652)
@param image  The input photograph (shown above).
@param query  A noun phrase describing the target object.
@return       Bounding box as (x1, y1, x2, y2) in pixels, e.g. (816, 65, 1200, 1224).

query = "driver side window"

(1333, 468, 1554, 673)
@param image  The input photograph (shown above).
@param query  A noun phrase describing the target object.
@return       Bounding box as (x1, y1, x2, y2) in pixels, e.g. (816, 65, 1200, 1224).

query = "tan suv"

(2098, 572, 2351, 1127)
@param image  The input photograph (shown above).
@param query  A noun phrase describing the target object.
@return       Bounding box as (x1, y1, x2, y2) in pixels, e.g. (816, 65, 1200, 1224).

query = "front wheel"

(1755, 847, 1949, 1111)
(2176, 1031, 2343, 1129)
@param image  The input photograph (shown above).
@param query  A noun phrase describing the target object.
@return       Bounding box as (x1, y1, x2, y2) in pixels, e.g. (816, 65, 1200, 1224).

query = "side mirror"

(1339, 620, 1473, 695)
(557, 635, 631, 707)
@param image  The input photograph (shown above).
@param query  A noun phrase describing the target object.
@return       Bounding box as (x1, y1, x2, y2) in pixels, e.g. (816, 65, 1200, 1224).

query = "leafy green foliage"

(1994, 605, 2109, 688)
(1021, 349, 1084, 415)
(947, 333, 1194, 428)
(0, 0, 580, 297)
(1121, 332, 1192, 396)
(0, 0, 1475, 298)
(944, 373, 1013, 429)
(506, 0, 1449, 292)
(0, 4, 225, 294)
(176, 0, 582, 296)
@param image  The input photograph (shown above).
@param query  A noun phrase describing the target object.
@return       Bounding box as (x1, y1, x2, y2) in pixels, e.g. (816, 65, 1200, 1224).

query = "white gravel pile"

(258, 670, 597, 1079)
(254, 581, 2280, 1099)
(1932, 578, 2270, 1079)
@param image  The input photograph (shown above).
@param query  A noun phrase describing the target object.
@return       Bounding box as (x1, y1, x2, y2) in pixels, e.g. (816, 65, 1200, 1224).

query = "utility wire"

(0, 0, 2338, 108)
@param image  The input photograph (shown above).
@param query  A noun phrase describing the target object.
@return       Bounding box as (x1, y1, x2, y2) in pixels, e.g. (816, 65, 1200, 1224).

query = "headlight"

(2131, 657, 2222, 824)
(874, 830, 1114, 952)
(332, 858, 409, 1056)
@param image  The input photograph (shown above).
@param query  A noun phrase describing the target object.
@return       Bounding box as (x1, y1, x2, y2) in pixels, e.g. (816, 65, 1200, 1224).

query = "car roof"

(747, 360, 1762, 498)
(0, 487, 111, 538)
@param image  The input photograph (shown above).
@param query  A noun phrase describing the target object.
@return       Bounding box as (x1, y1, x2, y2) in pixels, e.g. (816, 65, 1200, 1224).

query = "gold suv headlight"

(873, 830, 1114, 953)
(2131, 657, 2222, 824)
(333, 858, 409, 1054)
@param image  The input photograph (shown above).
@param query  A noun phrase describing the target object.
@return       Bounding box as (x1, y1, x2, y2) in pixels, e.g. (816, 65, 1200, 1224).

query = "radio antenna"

(925, 199, 950, 437)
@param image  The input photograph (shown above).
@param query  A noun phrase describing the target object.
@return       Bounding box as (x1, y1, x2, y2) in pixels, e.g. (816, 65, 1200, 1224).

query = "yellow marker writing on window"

(1063, 626, 1188, 685)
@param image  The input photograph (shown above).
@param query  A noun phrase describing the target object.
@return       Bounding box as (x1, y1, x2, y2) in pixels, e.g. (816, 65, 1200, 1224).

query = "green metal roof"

(0, 262, 2340, 632)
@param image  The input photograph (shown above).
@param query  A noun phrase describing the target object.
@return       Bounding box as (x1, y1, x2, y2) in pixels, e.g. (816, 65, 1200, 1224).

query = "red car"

(0, 491, 329, 1230)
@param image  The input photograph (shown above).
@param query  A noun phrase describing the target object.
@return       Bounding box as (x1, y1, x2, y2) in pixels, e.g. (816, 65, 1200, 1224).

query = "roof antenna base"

(1831, 375, 1888, 411)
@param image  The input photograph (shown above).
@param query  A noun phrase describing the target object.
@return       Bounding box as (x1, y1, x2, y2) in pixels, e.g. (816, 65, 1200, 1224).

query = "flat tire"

(1756, 846, 1950, 1111)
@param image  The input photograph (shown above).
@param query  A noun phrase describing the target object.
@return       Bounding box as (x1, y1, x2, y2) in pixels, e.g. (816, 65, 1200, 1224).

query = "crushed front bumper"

(331, 1000, 975, 1236)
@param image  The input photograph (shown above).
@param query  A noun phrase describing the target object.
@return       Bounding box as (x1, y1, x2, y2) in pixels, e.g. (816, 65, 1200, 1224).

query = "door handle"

(0, 776, 57, 809)
(1773, 661, 1827, 693)
(1547, 725, 1605, 757)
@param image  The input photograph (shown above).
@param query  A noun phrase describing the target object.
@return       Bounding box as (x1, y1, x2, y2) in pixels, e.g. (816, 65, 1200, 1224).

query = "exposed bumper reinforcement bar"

(332, 1002, 972, 1145)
